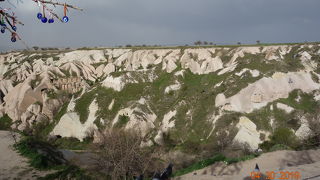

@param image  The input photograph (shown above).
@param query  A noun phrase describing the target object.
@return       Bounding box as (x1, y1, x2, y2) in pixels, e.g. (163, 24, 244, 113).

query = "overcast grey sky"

(1, 0, 320, 51)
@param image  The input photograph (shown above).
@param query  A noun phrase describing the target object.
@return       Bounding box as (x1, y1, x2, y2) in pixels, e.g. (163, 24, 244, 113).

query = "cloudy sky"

(1, 0, 320, 51)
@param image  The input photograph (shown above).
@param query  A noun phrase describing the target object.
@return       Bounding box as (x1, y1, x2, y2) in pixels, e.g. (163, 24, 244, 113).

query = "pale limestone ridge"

(0, 44, 319, 145)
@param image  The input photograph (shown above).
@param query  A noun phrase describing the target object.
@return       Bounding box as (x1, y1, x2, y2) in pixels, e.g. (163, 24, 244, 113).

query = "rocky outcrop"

(52, 77, 83, 93)
(112, 98, 157, 137)
(276, 103, 294, 113)
(233, 117, 262, 150)
(216, 71, 320, 113)
(51, 99, 98, 141)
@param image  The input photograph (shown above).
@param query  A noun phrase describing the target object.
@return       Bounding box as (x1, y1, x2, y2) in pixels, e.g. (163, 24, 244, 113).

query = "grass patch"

(114, 115, 129, 128)
(74, 90, 96, 123)
(278, 90, 318, 113)
(0, 114, 12, 130)
(53, 137, 92, 150)
(173, 154, 257, 177)
(246, 105, 273, 131)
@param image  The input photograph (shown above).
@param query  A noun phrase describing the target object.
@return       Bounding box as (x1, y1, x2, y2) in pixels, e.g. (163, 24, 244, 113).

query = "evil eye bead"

(12, 26, 17, 31)
(0, 23, 6, 27)
(11, 36, 16, 42)
(48, 19, 54, 24)
(0, 28, 5, 34)
(62, 16, 69, 23)
(41, 17, 48, 23)
(37, 13, 43, 19)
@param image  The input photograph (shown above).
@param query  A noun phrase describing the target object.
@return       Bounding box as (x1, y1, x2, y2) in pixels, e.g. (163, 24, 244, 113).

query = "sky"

(1, 0, 320, 51)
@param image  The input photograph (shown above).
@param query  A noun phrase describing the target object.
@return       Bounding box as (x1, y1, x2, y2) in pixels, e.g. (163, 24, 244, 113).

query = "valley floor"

(175, 149, 320, 180)
(0, 131, 52, 180)
(2, 129, 320, 180)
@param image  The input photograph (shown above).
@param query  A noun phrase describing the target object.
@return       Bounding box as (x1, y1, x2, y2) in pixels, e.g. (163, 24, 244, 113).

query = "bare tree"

(91, 129, 162, 180)
(256, 40, 261, 44)
(0, 0, 82, 45)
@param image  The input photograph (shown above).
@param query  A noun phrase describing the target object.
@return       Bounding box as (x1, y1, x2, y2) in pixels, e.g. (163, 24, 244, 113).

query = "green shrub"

(115, 115, 129, 128)
(271, 127, 298, 147)
(14, 137, 65, 170)
(260, 127, 299, 151)
(0, 114, 12, 130)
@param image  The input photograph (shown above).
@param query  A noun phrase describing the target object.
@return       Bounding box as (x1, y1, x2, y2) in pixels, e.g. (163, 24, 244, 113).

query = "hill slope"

(0, 44, 320, 153)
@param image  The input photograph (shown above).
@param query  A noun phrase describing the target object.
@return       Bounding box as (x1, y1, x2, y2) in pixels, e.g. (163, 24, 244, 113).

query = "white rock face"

(295, 124, 312, 140)
(67, 97, 76, 112)
(102, 76, 125, 92)
(57, 50, 106, 65)
(51, 99, 98, 141)
(235, 68, 260, 77)
(161, 110, 176, 132)
(233, 117, 261, 150)
(154, 130, 164, 145)
(295, 117, 312, 140)
(174, 70, 185, 77)
(180, 48, 223, 74)
(108, 99, 115, 110)
(165, 82, 181, 94)
(112, 99, 157, 137)
(217, 71, 320, 113)
(215, 93, 226, 107)
(276, 103, 294, 113)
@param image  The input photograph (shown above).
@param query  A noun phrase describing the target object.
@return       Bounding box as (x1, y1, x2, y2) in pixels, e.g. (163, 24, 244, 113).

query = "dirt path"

(175, 149, 320, 180)
(0, 131, 51, 180)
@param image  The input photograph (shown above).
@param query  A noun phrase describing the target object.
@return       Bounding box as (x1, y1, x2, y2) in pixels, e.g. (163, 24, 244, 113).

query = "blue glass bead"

(62, 16, 69, 23)
(48, 19, 54, 23)
(37, 13, 42, 19)
(0, 28, 5, 33)
(41, 17, 48, 23)
(11, 36, 16, 42)
(12, 26, 17, 31)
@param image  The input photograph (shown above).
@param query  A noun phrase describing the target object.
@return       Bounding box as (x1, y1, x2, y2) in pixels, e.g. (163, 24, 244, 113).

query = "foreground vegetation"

(14, 136, 93, 179)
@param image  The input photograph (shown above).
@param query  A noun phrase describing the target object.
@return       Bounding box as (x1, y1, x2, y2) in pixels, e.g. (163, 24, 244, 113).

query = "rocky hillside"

(1, 44, 320, 152)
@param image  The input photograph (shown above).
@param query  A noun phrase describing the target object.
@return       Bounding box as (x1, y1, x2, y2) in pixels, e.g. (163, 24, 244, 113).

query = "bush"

(0, 114, 12, 130)
(91, 129, 161, 179)
(114, 115, 129, 128)
(260, 127, 299, 151)
(14, 137, 66, 169)
(271, 127, 298, 147)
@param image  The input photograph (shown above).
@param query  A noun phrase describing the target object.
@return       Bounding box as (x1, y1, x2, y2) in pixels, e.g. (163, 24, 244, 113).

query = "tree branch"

(32, 0, 83, 11)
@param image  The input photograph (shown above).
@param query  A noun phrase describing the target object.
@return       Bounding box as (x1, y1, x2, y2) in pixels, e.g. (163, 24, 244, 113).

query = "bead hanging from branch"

(0, 0, 82, 46)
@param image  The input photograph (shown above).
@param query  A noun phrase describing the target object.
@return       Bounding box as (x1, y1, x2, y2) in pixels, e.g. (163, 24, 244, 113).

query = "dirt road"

(175, 149, 320, 180)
